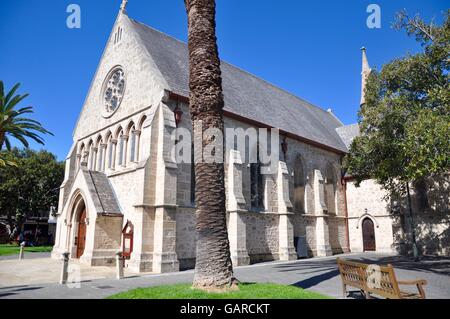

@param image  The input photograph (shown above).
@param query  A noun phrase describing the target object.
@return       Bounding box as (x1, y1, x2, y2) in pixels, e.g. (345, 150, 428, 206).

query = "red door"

(76, 209, 87, 258)
(362, 218, 376, 251)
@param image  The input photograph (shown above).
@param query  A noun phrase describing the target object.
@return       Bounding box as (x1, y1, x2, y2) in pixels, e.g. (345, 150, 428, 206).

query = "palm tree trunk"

(185, 0, 236, 291)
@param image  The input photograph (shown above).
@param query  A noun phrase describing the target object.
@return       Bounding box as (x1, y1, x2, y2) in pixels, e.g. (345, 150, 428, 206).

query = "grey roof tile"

(130, 18, 348, 153)
(335, 124, 360, 150)
(82, 170, 122, 215)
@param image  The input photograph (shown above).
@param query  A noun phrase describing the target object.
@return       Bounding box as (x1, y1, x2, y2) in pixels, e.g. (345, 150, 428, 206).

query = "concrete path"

(0, 255, 151, 287)
(0, 252, 449, 299)
(0, 252, 51, 261)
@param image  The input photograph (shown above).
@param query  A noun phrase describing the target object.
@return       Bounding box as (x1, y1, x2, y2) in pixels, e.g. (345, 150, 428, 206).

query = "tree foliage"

(346, 10, 450, 196)
(0, 81, 53, 167)
(0, 148, 64, 239)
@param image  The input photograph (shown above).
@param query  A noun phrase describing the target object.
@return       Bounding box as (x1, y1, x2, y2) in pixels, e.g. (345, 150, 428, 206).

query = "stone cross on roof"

(120, 0, 128, 13)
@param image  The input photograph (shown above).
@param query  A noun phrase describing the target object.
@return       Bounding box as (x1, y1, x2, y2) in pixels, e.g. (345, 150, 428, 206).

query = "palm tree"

(185, 0, 237, 291)
(0, 81, 52, 153)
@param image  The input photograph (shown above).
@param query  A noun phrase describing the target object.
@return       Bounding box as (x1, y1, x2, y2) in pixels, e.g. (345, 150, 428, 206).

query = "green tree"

(0, 81, 53, 166)
(346, 10, 450, 259)
(184, 0, 236, 291)
(0, 148, 64, 241)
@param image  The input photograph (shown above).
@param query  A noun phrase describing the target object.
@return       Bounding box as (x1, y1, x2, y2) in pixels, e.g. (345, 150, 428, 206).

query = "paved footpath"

(0, 252, 449, 299)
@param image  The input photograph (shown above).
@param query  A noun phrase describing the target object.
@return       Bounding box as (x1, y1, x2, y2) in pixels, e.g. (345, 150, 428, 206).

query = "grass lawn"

(0, 244, 53, 256)
(108, 283, 330, 299)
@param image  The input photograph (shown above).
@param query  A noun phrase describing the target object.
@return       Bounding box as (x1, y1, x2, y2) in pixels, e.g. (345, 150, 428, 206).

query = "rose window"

(103, 68, 125, 114)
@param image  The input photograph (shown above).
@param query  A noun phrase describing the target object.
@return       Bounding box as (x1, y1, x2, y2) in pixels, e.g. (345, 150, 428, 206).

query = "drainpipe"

(342, 177, 351, 253)
(340, 157, 351, 253)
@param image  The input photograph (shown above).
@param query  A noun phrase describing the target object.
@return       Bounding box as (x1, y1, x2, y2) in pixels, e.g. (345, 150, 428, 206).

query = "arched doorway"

(76, 208, 87, 258)
(362, 218, 376, 251)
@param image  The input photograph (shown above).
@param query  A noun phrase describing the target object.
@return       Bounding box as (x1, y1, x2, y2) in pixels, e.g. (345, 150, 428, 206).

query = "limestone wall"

(244, 212, 279, 262)
(175, 208, 196, 270)
(292, 214, 316, 255)
(73, 13, 166, 140)
(392, 175, 450, 256)
(328, 216, 348, 254)
(170, 99, 348, 263)
(346, 179, 395, 253)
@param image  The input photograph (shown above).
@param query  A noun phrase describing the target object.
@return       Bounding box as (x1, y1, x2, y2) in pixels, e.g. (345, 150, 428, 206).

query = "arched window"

(136, 115, 146, 162)
(128, 125, 137, 163)
(94, 136, 103, 171)
(107, 134, 115, 169)
(324, 163, 336, 214)
(78, 143, 85, 169)
(293, 155, 305, 213)
(250, 141, 264, 210)
(86, 140, 94, 170)
(117, 129, 125, 167)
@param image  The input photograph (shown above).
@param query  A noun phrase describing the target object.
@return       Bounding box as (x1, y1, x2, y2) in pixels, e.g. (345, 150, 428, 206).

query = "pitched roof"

(335, 124, 360, 149)
(82, 170, 122, 216)
(130, 18, 348, 153)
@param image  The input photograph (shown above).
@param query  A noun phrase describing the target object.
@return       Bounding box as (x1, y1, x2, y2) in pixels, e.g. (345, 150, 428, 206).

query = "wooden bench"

(336, 257, 427, 299)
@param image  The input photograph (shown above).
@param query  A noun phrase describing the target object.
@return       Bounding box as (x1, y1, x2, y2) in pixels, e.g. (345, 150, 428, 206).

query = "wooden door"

(362, 218, 376, 251)
(76, 209, 87, 258)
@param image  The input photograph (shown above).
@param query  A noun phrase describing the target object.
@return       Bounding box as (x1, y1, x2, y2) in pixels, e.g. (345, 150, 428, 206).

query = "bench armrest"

(398, 279, 427, 299)
(397, 280, 427, 286)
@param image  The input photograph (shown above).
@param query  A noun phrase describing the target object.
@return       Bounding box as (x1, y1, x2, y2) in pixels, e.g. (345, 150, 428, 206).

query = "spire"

(120, 0, 128, 13)
(360, 47, 372, 106)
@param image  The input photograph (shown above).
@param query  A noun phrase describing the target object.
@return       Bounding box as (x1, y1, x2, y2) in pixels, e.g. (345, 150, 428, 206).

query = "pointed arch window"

(107, 135, 116, 170)
(293, 155, 306, 213)
(250, 142, 264, 210)
(129, 126, 137, 163)
(117, 130, 125, 166)
(324, 164, 337, 214)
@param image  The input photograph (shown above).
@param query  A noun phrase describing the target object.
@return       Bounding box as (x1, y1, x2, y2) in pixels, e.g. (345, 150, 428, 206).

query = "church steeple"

(120, 0, 129, 14)
(360, 47, 372, 106)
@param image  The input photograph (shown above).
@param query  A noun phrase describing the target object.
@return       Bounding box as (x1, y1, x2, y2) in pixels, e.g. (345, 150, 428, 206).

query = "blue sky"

(0, 0, 447, 160)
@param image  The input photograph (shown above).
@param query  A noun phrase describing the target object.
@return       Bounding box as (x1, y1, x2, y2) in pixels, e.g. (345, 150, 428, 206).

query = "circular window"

(102, 67, 126, 117)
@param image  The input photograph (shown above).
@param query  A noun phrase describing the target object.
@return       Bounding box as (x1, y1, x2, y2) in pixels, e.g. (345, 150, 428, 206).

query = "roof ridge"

(337, 123, 359, 129)
(130, 18, 338, 119)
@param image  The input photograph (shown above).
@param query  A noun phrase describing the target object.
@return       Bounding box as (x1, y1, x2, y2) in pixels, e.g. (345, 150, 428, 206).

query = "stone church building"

(51, 5, 449, 273)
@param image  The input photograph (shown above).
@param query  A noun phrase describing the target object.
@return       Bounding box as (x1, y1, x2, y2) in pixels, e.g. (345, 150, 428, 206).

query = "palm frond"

(6, 94, 29, 112)
(10, 132, 30, 148)
(4, 136, 11, 151)
(4, 83, 22, 106)
(0, 82, 53, 151)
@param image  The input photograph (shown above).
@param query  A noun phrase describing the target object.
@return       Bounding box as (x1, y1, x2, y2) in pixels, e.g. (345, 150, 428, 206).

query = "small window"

(108, 139, 114, 169)
(130, 129, 136, 162)
(97, 144, 104, 171)
(118, 132, 124, 166)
